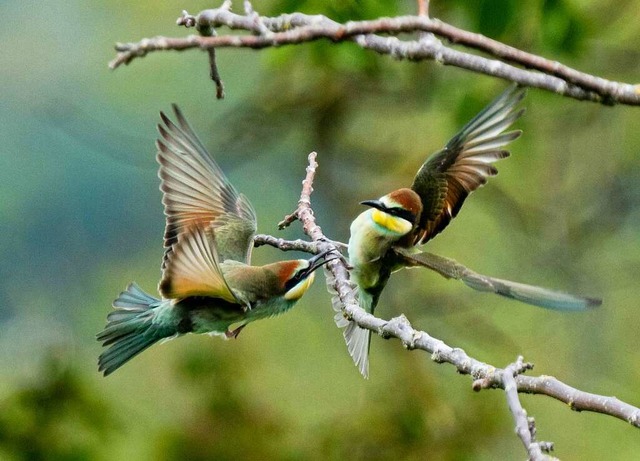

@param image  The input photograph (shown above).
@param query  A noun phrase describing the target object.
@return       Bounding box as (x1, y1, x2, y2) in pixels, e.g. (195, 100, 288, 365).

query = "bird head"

(276, 249, 340, 301)
(361, 188, 422, 235)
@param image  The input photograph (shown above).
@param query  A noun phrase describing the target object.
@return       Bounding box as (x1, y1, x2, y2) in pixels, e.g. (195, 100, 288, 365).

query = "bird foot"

(225, 324, 246, 339)
(317, 236, 348, 251)
(316, 239, 352, 268)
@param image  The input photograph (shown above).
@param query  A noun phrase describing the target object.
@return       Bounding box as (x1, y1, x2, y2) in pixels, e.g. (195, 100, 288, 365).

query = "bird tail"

(97, 283, 173, 376)
(342, 321, 371, 379)
(461, 275, 602, 311)
(326, 267, 372, 379)
(397, 249, 602, 311)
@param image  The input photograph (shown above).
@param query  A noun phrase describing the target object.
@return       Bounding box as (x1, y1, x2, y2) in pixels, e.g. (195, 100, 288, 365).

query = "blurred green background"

(2, 0, 640, 459)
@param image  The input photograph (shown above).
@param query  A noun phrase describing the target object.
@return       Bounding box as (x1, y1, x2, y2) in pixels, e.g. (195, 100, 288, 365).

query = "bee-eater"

(340, 85, 601, 378)
(97, 105, 336, 376)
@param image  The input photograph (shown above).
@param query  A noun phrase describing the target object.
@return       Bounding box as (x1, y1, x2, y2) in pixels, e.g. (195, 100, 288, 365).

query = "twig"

(489, 356, 556, 461)
(417, 0, 429, 17)
(109, 4, 640, 105)
(177, 4, 228, 99)
(253, 234, 318, 253)
(207, 48, 225, 99)
(277, 151, 318, 230)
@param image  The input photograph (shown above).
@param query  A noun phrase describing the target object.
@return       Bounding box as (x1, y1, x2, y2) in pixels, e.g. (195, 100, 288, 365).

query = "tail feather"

(343, 322, 371, 379)
(97, 283, 173, 376)
(396, 249, 602, 312)
(113, 282, 160, 308)
(463, 275, 602, 311)
(326, 265, 374, 379)
(99, 335, 157, 375)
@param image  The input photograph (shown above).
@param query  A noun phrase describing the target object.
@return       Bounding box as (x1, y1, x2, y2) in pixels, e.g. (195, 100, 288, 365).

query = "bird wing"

(394, 248, 601, 311)
(410, 85, 525, 245)
(158, 224, 242, 305)
(156, 105, 257, 267)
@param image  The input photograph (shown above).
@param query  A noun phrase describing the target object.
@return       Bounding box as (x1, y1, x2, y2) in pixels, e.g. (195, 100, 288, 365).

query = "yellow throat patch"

(284, 272, 316, 301)
(371, 209, 412, 235)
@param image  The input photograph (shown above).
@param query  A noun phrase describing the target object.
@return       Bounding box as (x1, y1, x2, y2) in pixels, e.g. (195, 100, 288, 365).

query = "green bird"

(97, 105, 336, 376)
(340, 86, 601, 378)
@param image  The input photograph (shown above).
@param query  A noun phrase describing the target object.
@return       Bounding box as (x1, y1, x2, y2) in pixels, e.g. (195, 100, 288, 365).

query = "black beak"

(306, 249, 341, 275)
(360, 199, 387, 212)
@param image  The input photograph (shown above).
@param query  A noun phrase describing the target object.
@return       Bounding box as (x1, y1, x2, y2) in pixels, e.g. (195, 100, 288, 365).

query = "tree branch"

(264, 152, 640, 459)
(253, 234, 318, 254)
(492, 356, 556, 461)
(109, 2, 640, 105)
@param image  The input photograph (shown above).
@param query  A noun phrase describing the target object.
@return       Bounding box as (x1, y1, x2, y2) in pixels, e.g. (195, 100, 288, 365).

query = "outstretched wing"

(158, 224, 241, 306)
(394, 248, 602, 311)
(411, 85, 526, 245)
(156, 105, 257, 267)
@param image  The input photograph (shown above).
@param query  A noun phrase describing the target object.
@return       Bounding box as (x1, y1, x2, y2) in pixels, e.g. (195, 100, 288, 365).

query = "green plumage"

(97, 283, 174, 376)
(97, 106, 334, 376)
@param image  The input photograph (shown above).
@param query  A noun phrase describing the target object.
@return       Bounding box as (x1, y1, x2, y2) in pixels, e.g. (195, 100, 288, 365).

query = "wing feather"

(158, 225, 240, 304)
(156, 105, 257, 266)
(411, 85, 526, 245)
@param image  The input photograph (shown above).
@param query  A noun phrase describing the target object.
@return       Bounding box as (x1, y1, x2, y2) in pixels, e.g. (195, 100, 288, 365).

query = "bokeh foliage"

(1, 0, 640, 459)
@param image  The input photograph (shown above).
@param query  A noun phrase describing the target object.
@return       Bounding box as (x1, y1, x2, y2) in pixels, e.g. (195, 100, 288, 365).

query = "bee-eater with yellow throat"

(341, 86, 601, 378)
(97, 106, 336, 376)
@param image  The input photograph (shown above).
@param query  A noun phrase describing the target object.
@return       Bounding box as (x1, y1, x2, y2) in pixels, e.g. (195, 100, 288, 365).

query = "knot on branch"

(627, 410, 640, 426)
(430, 346, 446, 364)
(179, 1, 234, 38)
(538, 441, 555, 454)
(528, 417, 555, 454)
(380, 314, 417, 348)
(509, 355, 534, 376)
(177, 10, 197, 28)
(472, 369, 496, 392)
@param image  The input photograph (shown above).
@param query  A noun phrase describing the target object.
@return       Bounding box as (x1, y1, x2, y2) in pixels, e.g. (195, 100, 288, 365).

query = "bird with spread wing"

(339, 85, 601, 378)
(97, 106, 335, 376)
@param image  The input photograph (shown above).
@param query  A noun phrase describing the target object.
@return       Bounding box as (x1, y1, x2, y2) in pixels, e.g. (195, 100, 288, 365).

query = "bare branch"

(109, 4, 640, 105)
(207, 48, 225, 99)
(498, 357, 556, 461)
(253, 234, 318, 253)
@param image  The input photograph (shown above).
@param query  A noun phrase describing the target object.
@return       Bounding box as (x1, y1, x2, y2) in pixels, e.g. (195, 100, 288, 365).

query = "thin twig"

(184, 4, 227, 99)
(277, 212, 298, 230)
(207, 48, 225, 99)
(253, 234, 318, 253)
(109, 4, 640, 105)
(417, 0, 429, 17)
(497, 357, 556, 461)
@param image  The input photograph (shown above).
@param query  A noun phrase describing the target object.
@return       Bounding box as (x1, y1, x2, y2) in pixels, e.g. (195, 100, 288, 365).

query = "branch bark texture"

(110, 2, 640, 106)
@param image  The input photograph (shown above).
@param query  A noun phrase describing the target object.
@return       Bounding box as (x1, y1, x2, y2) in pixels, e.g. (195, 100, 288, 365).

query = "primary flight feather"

(97, 106, 335, 376)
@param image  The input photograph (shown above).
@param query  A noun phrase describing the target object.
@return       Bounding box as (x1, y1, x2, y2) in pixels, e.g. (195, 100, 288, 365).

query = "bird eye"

(285, 270, 305, 291)
(389, 207, 417, 223)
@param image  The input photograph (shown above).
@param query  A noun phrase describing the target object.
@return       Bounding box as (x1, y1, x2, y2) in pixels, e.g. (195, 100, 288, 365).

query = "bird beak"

(306, 249, 341, 275)
(360, 199, 386, 211)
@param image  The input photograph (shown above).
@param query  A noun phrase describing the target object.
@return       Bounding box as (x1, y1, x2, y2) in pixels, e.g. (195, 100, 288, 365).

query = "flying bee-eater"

(340, 85, 601, 378)
(97, 105, 336, 376)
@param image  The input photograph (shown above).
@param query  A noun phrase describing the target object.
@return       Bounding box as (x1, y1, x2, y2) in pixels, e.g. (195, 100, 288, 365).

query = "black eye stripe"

(285, 272, 303, 291)
(386, 207, 417, 223)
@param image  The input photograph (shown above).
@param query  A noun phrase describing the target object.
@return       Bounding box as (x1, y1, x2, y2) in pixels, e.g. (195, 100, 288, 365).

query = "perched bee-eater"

(97, 106, 336, 376)
(340, 85, 601, 378)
